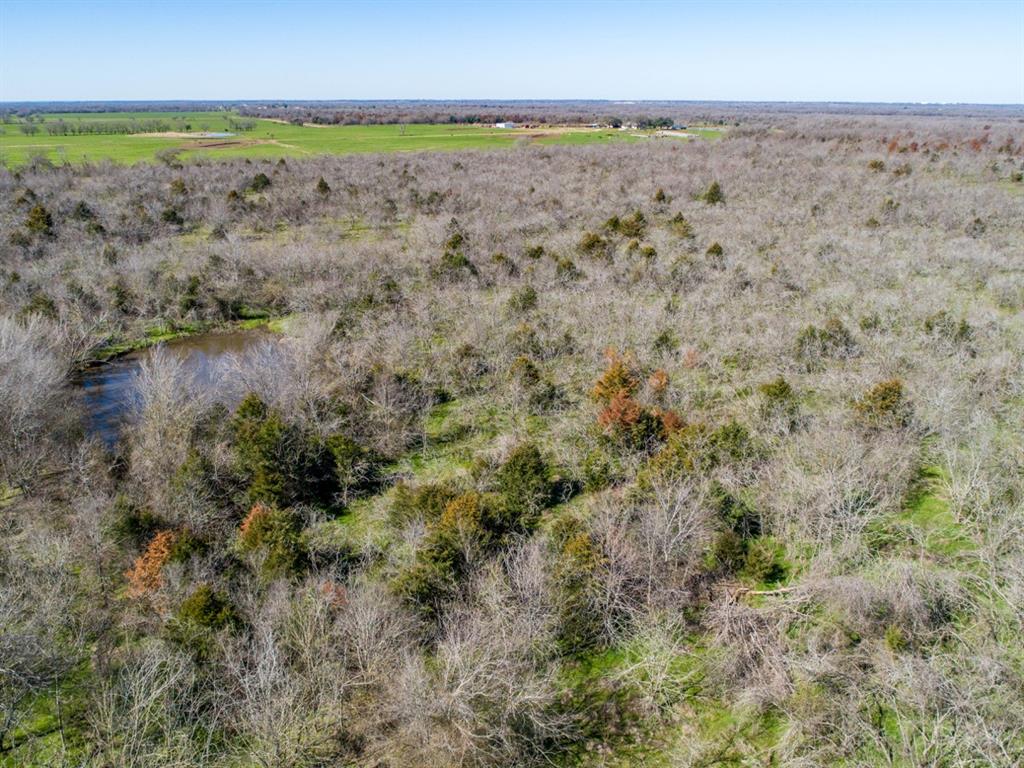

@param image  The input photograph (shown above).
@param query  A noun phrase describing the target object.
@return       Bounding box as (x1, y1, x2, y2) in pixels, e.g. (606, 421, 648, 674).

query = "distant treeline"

(234, 100, 1023, 126)
(236, 104, 721, 127)
(0, 101, 230, 115)
(1, 100, 1018, 129)
(20, 120, 174, 136)
(7, 117, 257, 136)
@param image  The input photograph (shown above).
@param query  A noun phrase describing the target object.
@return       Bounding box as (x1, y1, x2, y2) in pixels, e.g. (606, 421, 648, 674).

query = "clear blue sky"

(1, 1, 1021, 103)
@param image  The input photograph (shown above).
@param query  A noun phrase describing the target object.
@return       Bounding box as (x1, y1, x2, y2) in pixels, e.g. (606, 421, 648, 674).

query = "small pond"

(77, 330, 278, 447)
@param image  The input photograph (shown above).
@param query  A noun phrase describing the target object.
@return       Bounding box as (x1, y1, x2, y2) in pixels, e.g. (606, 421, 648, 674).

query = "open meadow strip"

(0, 111, 679, 166)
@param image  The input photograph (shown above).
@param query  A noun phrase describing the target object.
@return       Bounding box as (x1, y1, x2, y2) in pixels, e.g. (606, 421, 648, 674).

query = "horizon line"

(2, 98, 1022, 108)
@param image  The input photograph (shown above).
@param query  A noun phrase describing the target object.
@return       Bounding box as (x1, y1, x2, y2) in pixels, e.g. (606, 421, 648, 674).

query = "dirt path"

(268, 139, 311, 153)
(133, 131, 238, 139)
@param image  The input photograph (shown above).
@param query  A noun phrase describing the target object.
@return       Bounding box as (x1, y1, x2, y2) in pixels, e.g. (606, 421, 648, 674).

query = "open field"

(2, 113, 1023, 767)
(0, 111, 719, 166)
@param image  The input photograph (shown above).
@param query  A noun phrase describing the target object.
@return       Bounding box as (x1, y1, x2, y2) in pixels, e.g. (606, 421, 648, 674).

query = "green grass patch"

(898, 464, 974, 558)
(558, 635, 784, 767)
(1, 664, 90, 766)
(678, 705, 786, 766)
(0, 483, 22, 508)
(863, 445, 977, 561)
(383, 399, 484, 482)
(308, 397, 491, 555)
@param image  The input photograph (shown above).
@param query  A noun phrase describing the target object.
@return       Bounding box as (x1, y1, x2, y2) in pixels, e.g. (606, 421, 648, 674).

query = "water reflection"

(77, 330, 279, 447)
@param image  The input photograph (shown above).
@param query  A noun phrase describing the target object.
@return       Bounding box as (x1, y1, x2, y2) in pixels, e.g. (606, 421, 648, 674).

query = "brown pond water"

(77, 330, 279, 447)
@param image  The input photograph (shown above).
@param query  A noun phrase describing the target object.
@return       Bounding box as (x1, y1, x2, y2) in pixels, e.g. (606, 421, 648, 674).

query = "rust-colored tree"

(591, 348, 638, 404)
(125, 530, 177, 598)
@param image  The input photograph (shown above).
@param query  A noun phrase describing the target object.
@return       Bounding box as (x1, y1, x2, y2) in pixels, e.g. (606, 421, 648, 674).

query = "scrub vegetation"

(1, 111, 1023, 767)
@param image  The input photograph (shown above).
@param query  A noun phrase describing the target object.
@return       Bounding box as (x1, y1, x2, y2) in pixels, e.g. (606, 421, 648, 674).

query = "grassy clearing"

(863, 460, 975, 562)
(308, 397, 496, 550)
(900, 465, 973, 557)
(0, 112, 718, 167)
(556, 635, 787, 766)
(1, 664, 89, 766)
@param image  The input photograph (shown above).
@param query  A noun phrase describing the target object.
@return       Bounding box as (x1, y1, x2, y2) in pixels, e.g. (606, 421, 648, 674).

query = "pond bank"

(77, 320, 291, 447)
(86, 314, 293, 366)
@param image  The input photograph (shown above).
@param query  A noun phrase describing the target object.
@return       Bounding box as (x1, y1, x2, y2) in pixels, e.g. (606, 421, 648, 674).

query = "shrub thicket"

(231, 393, 339, 507)
(702, 180, 724, 204)
(494, 443, 553, 529)
(854, 379, 911, 430)
(795, 317, 857, 367)
(238, 502, 307, 577)
(248, 172, 272, 192)
(25, 204, 53, 235)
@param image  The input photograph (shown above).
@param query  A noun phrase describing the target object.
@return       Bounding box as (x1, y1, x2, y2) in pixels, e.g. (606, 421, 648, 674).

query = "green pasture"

(0, 111, 719, 167)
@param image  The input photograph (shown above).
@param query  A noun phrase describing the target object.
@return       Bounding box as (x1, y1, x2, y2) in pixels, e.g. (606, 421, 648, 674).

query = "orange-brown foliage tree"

(591, 348, 638, 403)
(125, 529, 177, 598)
